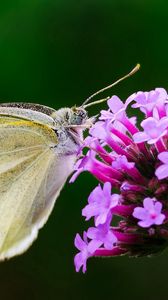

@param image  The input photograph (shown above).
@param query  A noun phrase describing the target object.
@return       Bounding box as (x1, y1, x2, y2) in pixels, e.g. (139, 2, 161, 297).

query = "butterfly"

(0, 64, 139, 260)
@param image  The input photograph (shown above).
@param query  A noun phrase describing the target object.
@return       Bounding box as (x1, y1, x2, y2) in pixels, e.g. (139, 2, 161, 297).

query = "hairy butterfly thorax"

(51, 107, 89, 155)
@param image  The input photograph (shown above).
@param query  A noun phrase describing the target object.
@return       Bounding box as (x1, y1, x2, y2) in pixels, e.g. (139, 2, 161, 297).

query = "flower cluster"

(71, 88, 168, 273)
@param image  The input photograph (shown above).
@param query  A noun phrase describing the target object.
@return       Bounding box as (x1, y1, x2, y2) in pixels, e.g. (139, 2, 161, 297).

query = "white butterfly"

(0, 102, 94, 260)
(0, 64, 139, 260)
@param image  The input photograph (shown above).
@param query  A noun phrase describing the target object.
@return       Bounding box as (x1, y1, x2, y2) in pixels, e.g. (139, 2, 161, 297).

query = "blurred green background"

(0, 0, 168, 299)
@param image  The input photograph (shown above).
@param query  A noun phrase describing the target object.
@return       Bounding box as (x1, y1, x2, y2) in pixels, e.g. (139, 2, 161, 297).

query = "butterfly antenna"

(82, 63, 140, 108)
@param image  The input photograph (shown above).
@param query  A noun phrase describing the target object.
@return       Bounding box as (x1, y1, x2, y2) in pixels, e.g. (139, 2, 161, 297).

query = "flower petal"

(87, 239, 103, 253)
(133, 132, 149, 143)
(74, 234, 86, 251)
(108, 96, 123, 113)
(143, 197, 155, 210)
(155, 164, 168, 180)
(155, 214, 165, 225)
(133, 207, 148, 220)
(158, 151, 168, 164)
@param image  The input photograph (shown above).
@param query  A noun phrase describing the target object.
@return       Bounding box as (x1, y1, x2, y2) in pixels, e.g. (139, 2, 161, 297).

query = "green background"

(0, 0, 168, 299)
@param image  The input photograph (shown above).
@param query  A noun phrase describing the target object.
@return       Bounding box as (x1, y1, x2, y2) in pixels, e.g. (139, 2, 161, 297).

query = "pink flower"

(155, 151, 168, 179)
(87, 221, 117, 250)
(72, 89, 168, 273)
(112, 155, 135, 170)
(74, 232, 95, 273)
(100, 94, 134, 122)
(82, 182, 120, 226)
(131, 88, 168, 117)
(133, 117, 168, 144)
(133, 197, 165, 228)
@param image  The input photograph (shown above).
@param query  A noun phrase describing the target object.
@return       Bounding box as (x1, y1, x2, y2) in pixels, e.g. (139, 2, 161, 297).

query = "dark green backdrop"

(0, 1, 168, 299)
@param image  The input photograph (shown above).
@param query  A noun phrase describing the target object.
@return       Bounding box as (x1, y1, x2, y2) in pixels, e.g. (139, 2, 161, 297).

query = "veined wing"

(0, 116, 76, 260)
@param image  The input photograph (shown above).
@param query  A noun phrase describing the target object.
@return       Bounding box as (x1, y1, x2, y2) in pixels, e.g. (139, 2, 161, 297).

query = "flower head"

(133, 197, 165, 228)
(100, 94, 134, 122)
(87, 220, 117, 250)
(133, 117, 168, 144)
(72, 89, 168, 273)
(82, 182, 120, 226)
(131, 88, 168, 117)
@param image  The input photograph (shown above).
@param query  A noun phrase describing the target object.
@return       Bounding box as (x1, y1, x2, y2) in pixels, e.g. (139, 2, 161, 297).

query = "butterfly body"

(0, 103, 88, 260)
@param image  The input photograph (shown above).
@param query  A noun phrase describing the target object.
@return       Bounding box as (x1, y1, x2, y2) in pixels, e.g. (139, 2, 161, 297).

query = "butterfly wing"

(0, 103, 56, 127)
(0, 116, 76, 260)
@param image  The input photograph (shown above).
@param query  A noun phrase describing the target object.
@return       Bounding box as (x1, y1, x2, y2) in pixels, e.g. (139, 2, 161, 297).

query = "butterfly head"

(69, 106, 89, 125)
(53, 106, 91, 128)
(51, 106, 92, 151)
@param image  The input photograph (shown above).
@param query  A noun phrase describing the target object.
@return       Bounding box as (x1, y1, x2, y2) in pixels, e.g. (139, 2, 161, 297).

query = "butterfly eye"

(78, 110, 87, 119)
(71, 114, 83, 125)
(70, 109, 87, 125)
